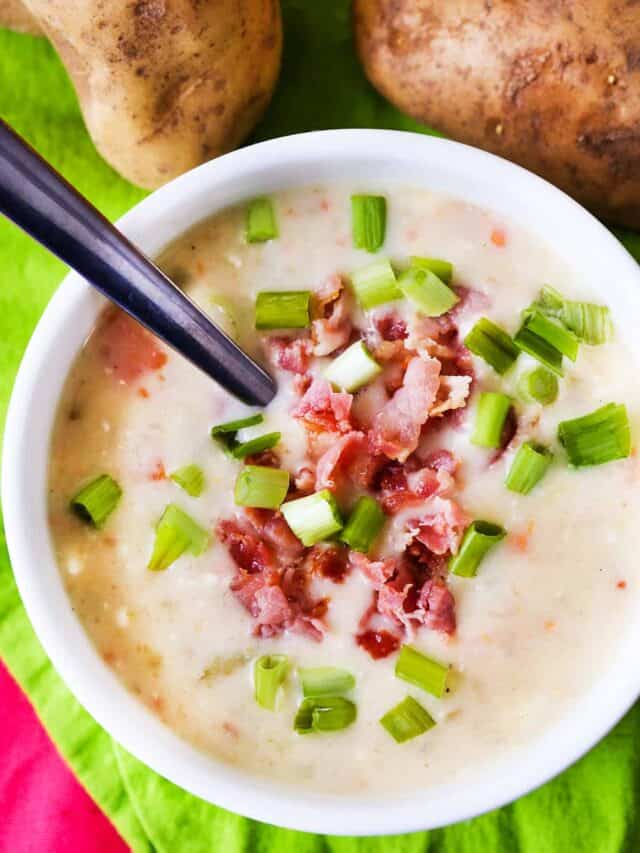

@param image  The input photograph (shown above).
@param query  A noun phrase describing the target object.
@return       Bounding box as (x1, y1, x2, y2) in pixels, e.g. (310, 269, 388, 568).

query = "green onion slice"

(340, 496, 385, 553)
(561, 301, 613, 345)
(410, 256, 453, 283)
(471, 391, 512, 449)
(254, 654, 289, 711)
(522, 311, 579, 361)
(255, 291, 311, 330)
(299, 667, 355, 697)
(464, 318, 519, 375)
(513, 324, 564, 375)
(294, 696, 357, 734)
(170, 464, 205, 497)
(281, 489, 343, 546)
(558, 403, 631, 467)
(148, 504, 209, 571)
(351, 194, 387, 253)
(517, 367, 558, 406)
(350, 258, 402, 309)
(449, 520, 506, 578)
(231, 432, 281, 460)
(397, 267, 458, 317)
(380, 696, 435, 743)
(234, 465, 290, 509)
(211, 413, 264, 455)
(246, 197, 278, 243)
(324, 341, 381, 393)
(505, 442, 553, 495)
(396, 645, 449, 699)
(70, 474, 122, 528)
(395, 645, 449, 698)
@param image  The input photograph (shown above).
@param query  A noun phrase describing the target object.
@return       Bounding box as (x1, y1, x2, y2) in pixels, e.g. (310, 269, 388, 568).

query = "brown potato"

(353, 0, 640, 229)
(20, 0, 281, 189)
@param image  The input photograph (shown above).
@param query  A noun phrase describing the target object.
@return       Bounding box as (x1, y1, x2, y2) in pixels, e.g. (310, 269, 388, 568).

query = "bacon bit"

(423, 449, 458, 474)
(315, 430, 366, 490)
(356, 630, 401, 659)
(374, 313, 408, 342)
(417, 578, 456, 634)
(222, 720, 240, 739)
(265, 336, 312, 374)
(244, 449, 281, 468)
(306, 543, 350, 583)
(509, 520, 535, 552)
(543, 619, 556, 631)
(409, 497, 470, 555)
(138, 387, 150, 398)
(430, 375, 471, 417)
(369, 355, 441, 462)
(293, 377, 353, 434)
(617, 580, 627, 589)
(218, 517, 274, 574)
(450, 285, 491, 318)
(349, 552, 398, 587)
(149, 461, 166, 481)
(97, 310, 168, 383)
(490, 228, 507, 247)
(311, 275, 352, 356)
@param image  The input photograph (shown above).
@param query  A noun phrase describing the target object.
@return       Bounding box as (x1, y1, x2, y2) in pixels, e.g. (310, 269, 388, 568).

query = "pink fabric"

(0, 660, 128, 853)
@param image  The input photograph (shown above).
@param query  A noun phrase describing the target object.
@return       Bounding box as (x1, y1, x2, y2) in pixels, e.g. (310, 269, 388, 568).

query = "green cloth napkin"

(2, 4, 640, 850)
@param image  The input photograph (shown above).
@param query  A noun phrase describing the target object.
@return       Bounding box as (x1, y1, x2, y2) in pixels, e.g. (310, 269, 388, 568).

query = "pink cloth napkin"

(0, 660, 128, 853)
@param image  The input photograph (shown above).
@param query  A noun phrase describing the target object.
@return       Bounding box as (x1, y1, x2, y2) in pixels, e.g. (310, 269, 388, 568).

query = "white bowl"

(3, 130, 640, 836)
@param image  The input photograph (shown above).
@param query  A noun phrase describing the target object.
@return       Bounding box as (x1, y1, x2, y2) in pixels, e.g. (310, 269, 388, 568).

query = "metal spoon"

(0, 119, 276, 407)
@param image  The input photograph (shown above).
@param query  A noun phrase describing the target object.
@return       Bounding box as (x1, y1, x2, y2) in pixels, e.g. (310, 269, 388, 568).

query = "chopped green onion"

(517, 367, 559, 406)
(351, 194, 386, 253)
(471, 391, 512, 448)
(170, 464, 205, 497)
(380, 696, 435, 743)
(513, 324, 564, 375)
(537, 285, 564, 314)
(464, 318, 519, 375)
(234, 465, 290, 509)
(231, 432, 281, 460)
(211, 413, 264, 455)
(148, 504, 209, 571)
(449, 520, 506, 578)
(294, 696, 357, 734)
(324, 341, 381, 392)
(561, 301, 613, 345)
(246, 197, 278, 243)
(340, 496, 385, 553)
(505, 443, 553, 494)
(281, 489, 343, 546)
(299, 667, 355, 697)
(254, 654, 289, 711)
(350, 259, 402, 309)
(524, 311, 579, 361)
(70, 474, 122, 528)
(395, 645, 449, 698)
(255, 291, 311, 330)
(410, 256, 453, 283)
(397, 267, 458, 317)
(558, 403, 631, 467)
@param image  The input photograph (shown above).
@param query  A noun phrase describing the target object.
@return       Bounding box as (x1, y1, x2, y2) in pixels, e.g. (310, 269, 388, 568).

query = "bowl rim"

(4, 128, 640, 836)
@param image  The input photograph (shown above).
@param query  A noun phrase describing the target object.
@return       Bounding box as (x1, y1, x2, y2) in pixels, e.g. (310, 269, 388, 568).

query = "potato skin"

(0, 0, 42, 34)
(22, 0, 282, 189)
(353, 0, 640, 229)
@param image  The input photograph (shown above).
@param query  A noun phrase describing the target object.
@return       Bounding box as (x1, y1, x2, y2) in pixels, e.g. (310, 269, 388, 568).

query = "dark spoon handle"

(0, 119, 276, 407)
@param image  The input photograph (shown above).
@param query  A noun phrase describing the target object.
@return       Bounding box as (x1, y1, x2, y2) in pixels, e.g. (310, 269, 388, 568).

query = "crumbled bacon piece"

(311, 274, 352, 356)
(244, 449, 281, 468)
(348, 551, 397, 587)
(430, 375, 472, 417)
(217, 517, 273, 574)
(243, 509, 305, 562)
(293, 377, 353, 434)
(408, 497, 470, 555)
(374, 313, 408, 341)
(369, 356, 441, 462)
(265, 336, 312, 374)
(315, 430, 366, 490)
(423, 449, 458, 474)
(416, 578, 456, 634)
(97, 309, 167, 383)
(305, 543, 350, 583)
(356, 629, 401, 659)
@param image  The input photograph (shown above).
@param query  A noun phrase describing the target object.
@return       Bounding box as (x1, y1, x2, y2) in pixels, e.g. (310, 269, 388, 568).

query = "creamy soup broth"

(48, 185, 640, 794)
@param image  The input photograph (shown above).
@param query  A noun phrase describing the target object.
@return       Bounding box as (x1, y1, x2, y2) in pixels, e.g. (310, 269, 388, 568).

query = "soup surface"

(48, 185, 640, 794)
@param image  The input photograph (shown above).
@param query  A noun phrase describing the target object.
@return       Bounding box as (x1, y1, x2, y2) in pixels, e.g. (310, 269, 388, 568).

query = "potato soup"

(48, 185, 640, 794)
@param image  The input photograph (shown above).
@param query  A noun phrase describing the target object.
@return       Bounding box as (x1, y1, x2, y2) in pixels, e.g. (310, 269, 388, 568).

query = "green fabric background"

(2, 4, 640, 850)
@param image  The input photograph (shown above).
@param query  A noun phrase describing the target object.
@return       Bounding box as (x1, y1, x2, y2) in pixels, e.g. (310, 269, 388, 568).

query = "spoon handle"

(0, 120, 276, 407)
